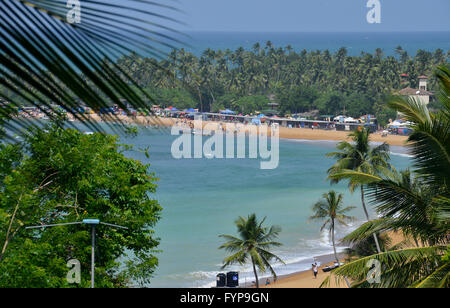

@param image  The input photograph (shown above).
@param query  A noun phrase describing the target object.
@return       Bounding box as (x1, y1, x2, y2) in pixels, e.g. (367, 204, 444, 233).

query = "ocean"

(102, 126, 412, 288)
(171, 31, 450, 57)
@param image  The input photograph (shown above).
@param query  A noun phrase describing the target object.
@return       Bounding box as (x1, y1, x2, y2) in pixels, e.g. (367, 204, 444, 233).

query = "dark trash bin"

(216, 273, 226, 288)
(226, 272, 239, 288)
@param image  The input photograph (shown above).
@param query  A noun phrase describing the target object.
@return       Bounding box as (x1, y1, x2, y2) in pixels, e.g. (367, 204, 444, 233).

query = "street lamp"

(25, 219, 128, 288)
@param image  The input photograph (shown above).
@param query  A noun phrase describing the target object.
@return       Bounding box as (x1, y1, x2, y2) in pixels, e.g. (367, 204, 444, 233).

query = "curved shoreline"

(82, 114, 409, 147)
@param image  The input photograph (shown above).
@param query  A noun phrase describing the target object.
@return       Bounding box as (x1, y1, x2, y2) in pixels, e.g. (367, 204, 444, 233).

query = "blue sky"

(172, 0, 450, 32)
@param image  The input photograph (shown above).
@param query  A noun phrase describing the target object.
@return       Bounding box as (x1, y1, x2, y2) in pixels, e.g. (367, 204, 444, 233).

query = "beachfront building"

(398, 75, 434, 105)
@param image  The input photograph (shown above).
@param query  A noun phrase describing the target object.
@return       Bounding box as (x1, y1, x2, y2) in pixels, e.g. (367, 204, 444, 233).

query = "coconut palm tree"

(327, 127, 392, 253)
(310, 191, 355, 265)
(324, 65, 450, 288)
(219, 214, 285, 288)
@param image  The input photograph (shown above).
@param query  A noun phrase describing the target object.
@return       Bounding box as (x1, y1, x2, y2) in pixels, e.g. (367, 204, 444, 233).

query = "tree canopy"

(105, 46, 449, 121)
(0, 123, 161, 287)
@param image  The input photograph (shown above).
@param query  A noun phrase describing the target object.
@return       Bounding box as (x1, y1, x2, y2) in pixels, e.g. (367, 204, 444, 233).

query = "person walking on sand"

(312, 263, 319, 279)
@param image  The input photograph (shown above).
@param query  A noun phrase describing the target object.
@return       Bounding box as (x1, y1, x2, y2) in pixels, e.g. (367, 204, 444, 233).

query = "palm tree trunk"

(331, 220, 340, 265)
(361, 185, 381, 254)
(251, 257, 259, 288)
(332, 220, 351, 288)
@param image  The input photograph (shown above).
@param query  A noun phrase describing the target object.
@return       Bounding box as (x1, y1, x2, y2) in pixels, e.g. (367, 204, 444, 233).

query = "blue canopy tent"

(257, 114, 267, 118)
(186, 108, 197, 113)
(220, 109, 235, 115)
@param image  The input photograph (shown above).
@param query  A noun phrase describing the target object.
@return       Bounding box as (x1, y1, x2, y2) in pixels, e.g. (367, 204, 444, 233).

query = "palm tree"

(310, 191, 355, 265)
(324, 65, 450, 288)
(327, 127, 392, 253)
(219, 214, 285, 288)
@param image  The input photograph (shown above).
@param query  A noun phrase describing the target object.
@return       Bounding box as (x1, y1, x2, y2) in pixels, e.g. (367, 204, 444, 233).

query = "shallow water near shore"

(107, 126, 411, 288)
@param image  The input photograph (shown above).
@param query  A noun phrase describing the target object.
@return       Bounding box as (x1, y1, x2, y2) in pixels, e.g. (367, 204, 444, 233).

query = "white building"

(398, 75, 434, 105)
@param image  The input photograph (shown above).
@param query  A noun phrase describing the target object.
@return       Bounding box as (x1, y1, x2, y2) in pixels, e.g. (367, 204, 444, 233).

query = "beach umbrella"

(186, 108, 197, 112)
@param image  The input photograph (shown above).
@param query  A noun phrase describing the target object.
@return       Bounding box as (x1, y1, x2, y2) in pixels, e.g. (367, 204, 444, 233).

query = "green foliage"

(276, 85, 319, 114)
(219, 214, 284, 288)
(344, 93, 373, 118)
(310, 191, 355, 232)
(0, 123, 162, 288)
(151, 87, 197, 110)
(115, 46, 446, 116)
(314, 91, 346, 116)
(326, 66, 450, 288)
(310, 191, 355, 265)
(345, 233, 391, 258)
(232, 95, 270, 115)
(327, 128, 392, 191)
(324, 246, 448, 288)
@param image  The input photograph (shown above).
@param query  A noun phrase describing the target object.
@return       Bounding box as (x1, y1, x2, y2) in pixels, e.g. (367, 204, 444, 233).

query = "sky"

(172, 0, 450, 32)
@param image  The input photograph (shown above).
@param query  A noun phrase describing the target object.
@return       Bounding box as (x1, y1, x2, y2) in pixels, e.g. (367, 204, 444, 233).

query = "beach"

(259, 231, 409, 288)
(262, 260, 347, 288)
(82, 114, 409, 147)
(237, 253, 349, 289)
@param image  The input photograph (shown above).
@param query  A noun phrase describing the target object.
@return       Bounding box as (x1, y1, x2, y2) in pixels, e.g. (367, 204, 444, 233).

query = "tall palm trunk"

(332, 219, 351, 288)
(251, 257, 259, 288)
(331, 220, 340, 265)
(361, 185, 381, 253)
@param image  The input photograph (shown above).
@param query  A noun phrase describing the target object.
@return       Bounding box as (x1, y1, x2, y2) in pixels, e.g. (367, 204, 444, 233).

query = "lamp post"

(26, 219, 128, 288)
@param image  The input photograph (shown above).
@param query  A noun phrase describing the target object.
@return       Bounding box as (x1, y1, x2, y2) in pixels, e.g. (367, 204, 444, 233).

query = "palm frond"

(342, 218, 393, 243)
(388, 95, 450, 189)
(414, 261, 450, 288)
(1, 0, 186, 137)
(327, 246, 447, 288)
(328, 170, 382, 186)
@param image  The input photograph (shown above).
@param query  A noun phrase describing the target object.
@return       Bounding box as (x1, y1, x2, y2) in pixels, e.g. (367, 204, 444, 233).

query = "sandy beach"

(84, 114, 409, 147)
(258, 231, 409, 288)
(259, 253, 349, 289)
(262, 261, 347, 288)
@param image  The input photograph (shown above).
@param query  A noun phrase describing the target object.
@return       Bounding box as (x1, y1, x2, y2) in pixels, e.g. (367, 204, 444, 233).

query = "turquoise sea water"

(105, 127, 412, 288)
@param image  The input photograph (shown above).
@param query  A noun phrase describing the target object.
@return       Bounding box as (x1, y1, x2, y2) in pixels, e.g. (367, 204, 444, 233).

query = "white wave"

(283, 138, 338, 144)
(187, 223, 361, 288)
(390, 151, 413, 158)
